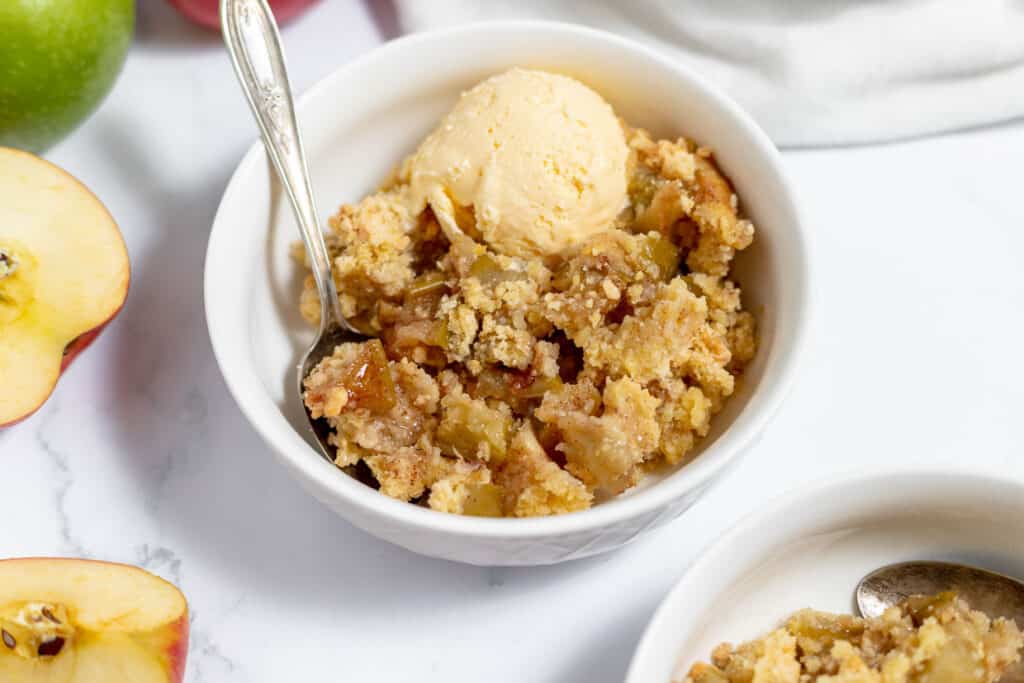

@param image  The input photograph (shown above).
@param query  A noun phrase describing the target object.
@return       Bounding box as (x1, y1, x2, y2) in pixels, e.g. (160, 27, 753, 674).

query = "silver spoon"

(857, 561, 1024, 682)
(221, 0, 367, 462)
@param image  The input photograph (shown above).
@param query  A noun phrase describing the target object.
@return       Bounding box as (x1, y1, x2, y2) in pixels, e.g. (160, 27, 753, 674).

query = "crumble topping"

(684, 593, 1024, 683)
(296, 126, 757, 517)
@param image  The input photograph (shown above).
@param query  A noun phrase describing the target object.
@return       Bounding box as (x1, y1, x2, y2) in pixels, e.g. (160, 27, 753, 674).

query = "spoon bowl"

(857, 560, 1024, 622)
(295, 324, 366, 456)
(858, 560, 1024, 682)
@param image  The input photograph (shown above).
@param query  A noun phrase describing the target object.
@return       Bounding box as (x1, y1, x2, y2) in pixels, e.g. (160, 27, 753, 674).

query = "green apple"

(0, 0, 134, 152)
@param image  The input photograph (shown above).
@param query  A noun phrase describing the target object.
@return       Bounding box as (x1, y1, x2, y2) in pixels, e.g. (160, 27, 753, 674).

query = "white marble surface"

(2, 2, 1023, 681)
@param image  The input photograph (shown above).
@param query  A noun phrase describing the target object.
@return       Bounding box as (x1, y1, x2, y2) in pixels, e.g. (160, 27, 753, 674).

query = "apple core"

(0, 242, 36, 326)
(1, 602, 73, 660)
(0, 248, 16, 278)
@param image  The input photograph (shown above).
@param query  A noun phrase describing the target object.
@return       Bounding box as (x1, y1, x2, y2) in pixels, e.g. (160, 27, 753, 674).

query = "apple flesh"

(0, 558, 188, 682)
(0, 147, 130, 427)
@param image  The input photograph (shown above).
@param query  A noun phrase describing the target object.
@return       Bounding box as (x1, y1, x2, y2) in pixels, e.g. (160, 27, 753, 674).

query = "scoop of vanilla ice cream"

(407, 68, 629, 258)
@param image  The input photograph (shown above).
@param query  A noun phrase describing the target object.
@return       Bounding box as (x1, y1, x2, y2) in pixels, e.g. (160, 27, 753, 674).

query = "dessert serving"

(684, 593, 1024, 683)
(295, 68, 757, 518)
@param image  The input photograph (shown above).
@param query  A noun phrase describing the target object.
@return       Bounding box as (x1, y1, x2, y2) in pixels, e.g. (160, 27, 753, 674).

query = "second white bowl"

(627, 470, 1024, 682)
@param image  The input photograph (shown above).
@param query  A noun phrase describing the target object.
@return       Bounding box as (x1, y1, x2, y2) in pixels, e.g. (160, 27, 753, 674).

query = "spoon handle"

(220, 0, 347, 332)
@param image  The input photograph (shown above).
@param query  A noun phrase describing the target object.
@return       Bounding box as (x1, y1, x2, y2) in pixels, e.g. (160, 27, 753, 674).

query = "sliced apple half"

(0, 558, 188, 683)
(0, 147, 130, 427)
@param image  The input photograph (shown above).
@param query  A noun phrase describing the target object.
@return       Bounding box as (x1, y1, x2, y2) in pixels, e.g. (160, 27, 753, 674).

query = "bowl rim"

(204, 19, 813, 540)
(624, 466, 1024, 682)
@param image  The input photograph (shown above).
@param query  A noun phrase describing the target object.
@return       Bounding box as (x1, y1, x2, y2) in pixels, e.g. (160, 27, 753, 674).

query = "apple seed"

(0, 248, 16, 280)
(2, 629, 15, 649)
(37, 636, 65, 657)
(41, 606, 60, 624)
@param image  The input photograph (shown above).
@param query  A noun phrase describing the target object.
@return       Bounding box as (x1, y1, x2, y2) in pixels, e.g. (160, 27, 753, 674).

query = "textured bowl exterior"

(205, 22, 810, 566)
(300, 467, 719, 566)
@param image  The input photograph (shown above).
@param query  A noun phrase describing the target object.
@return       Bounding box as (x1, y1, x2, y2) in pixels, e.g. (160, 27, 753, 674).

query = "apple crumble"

(684, 593, 1024, 683)
(294, 72, 756, 518)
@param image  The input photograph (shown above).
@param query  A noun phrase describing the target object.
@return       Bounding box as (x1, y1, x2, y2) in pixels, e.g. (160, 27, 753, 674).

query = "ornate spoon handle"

(220, 0, 346, 331)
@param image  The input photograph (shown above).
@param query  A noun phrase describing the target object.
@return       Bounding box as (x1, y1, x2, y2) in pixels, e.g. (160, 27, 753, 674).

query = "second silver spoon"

(857, 560, 1024, 682)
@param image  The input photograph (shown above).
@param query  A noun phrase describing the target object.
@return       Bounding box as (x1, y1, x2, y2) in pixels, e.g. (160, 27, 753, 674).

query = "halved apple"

(0, 558, 188, 682)
(0, 147, 130, 427)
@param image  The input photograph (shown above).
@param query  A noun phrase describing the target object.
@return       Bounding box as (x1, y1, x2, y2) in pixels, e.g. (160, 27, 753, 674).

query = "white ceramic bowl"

(204, 21, 810, 566)
(626, 469, 1024, 682)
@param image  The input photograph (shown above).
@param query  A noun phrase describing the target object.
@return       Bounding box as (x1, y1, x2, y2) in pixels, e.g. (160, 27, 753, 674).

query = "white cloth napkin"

(393, 0, 1024, 147)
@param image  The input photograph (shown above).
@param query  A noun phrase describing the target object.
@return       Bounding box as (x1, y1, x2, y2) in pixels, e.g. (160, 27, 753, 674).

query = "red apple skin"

(0, 305, 126, 431)
(167, 0, 318, 29)
(0, 303, 125, 430)
(59, 303, 125, 374)
(165, 614, 190, 683)
(60, 326, 106, 373)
